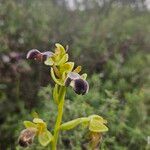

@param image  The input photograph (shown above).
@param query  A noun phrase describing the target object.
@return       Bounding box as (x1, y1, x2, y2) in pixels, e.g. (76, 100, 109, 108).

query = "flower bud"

(18, 128, 37, 147)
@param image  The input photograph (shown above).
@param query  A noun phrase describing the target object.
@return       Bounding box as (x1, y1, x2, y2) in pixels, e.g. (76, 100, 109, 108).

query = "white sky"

(67, 0, 150, 10)
(146, 0, 150, 9)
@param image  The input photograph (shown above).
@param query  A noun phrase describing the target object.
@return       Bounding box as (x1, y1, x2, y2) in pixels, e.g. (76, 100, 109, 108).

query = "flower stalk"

(52, 86, 66, 150)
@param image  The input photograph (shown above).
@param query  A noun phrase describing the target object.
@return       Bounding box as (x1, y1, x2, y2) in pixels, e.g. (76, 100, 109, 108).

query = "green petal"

(44, 57, 54, 66)
(23, 121, 37, 128)
(38, 130, 53, 146)
(73, 66, 82, 73)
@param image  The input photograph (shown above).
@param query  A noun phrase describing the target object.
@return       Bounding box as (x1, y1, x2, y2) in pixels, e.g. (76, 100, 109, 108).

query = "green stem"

(52, 86, 66, 150)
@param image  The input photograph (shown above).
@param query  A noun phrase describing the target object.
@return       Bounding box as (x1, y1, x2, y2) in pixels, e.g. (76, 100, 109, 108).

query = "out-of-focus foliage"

(0, 0, 150, 149)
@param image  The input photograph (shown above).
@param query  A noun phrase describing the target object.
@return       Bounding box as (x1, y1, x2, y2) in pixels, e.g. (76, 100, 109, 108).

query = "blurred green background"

(0, 0, 150, 149)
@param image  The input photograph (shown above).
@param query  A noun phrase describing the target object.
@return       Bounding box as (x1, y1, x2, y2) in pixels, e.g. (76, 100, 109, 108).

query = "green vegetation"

(0, 0, 150, 149)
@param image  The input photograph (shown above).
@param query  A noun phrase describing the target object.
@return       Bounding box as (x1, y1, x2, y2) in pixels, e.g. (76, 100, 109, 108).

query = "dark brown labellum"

(18, 128, 36, 147)
(74, 79, 89, 95)
(26, 49, 41, 60)
(26, 49, 53, 62)
(35, 53, 44, 62)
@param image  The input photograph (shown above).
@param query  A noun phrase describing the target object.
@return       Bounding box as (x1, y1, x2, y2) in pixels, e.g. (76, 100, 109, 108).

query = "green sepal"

(38, 130, 53, 146)
(33, 118, 44, 124)
(55, 43, 66, 54)
(89, 117, 108, 132)
(60, 62, 74, 74)
(89, 115, 107, 124)
(51, 68, 64, 86)
(23, 121, 37, 128)
(60, 117, 89, 131)
(56, 54, 68, 66)
(53, 84, 59, 104)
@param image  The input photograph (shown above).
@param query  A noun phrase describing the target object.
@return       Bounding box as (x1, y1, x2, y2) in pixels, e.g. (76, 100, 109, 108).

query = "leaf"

(23, 121, 37, 128)
(89, 118, 108, 132)
(60, 117, 89, 131)
(38, 130, 53, 146)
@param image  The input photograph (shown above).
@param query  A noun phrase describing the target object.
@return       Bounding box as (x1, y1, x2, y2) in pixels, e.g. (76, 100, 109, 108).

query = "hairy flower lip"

(26, 49, 40, 59)
(73, 78, 89, 95)
(26, 49, 53, 62)
(18, 128, 37, 147)
(65, 72, 89, 95)
(65, 72, 80, 86)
